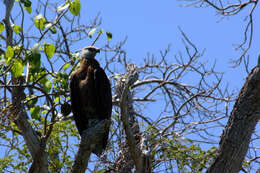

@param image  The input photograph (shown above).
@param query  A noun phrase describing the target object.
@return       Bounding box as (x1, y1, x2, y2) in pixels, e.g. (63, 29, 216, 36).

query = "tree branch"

(71, 119, 110, 173)
(117, 64, 152, 173)
(3, 1, 49, 172)
(207, 64, 260, 173)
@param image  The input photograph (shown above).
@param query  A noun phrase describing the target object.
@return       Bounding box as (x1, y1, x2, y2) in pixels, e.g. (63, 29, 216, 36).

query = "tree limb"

(3, 1, 49, 172)
(207, 65, 260, 173)
(71, 119, 110, 173)
(117, 64, 152, 173)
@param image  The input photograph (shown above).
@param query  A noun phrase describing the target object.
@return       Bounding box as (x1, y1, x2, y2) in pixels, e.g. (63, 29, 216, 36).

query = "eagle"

(69, 46, 112, 156)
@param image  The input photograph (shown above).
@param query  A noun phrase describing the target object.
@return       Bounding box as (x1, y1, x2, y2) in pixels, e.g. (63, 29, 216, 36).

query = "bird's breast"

(78, 69, 97, 113)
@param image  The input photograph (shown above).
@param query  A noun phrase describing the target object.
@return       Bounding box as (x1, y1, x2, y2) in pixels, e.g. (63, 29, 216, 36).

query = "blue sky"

(84, 0, 260, 89)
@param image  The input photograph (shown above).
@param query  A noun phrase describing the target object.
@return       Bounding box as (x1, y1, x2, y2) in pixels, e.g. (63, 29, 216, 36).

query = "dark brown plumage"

(69, 46, 112, 156)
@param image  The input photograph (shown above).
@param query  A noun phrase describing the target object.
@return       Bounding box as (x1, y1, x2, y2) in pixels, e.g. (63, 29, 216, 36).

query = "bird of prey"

(69, 46, 112, 156)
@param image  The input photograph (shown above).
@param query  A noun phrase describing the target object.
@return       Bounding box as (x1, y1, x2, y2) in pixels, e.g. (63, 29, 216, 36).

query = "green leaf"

(13, 25, 22, 34)
(21, 0, 32, 7)
(28, 52, 41, 74)
(27, 43, 41, 74)
(44, 80, 52, 92)
(88, 28, 96, 38)
(57, 2, 70, 12)
(27, 96, 38, 108)
(69, 0, 81, 16)
(24, 6, 32, 14)
(54, 97, 60, 103)
(34, 14, 46, 30)
(106, 31, 112, 41)
(63, 63, 70, 70)
(50, 26, 57, 34)
(5, 46, 14, 59)
(30, 106, 41, 120)
(0, 22, 5, 33)
(11, 59, 23, 78)
(98, 29, 104, 34)
(44, 43, 55, 59)
(54, 72, 69, 91)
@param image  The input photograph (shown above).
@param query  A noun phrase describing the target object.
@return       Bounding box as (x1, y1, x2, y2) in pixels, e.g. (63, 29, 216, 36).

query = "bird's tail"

(91, 119, 110, 156)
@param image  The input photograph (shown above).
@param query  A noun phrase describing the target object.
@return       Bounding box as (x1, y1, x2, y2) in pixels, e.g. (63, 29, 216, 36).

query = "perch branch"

(71, 119, 110, 173)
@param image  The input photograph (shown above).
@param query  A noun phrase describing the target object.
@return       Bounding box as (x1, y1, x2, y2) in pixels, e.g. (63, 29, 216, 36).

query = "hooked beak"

(96, 48, 100, 53)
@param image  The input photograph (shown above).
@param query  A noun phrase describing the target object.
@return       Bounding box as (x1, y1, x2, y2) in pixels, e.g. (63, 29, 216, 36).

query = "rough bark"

(114, 64, 152, 173)
(3, 1, 49, 172)
(112, 141, 136, 173)
(207, 65, 260, 173)
(71, 119, 110, 173)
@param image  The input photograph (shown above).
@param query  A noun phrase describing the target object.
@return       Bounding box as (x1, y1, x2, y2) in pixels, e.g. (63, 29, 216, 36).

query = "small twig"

(91, 31, 102, 46)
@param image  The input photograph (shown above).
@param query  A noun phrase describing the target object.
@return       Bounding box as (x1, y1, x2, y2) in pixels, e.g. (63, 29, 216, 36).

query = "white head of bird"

(81, 46, 100, 59)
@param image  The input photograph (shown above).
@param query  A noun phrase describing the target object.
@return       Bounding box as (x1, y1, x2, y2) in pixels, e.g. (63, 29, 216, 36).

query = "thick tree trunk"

(207, 66, 260, 173)
(3, 1, 49, 172)
(11, 79, 49, 173)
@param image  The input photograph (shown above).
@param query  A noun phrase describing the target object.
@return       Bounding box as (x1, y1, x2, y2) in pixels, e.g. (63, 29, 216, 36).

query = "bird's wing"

(69, 73, 81, 114)
(94, 67, 112, 119)
(93, 67, 112, 154)
(70, 72, 89, 135)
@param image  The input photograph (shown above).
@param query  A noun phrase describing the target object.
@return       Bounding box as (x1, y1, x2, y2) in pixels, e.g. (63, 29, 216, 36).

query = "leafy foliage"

(30, 106, 41, 120)
(12, 25, 22, 34)
(106, 32, 112, 41)
(5, 46, 14, 59)
(11, 59, 23, 78)
(20, 0, 32, 7)
(34, 14, 46, 30)
(69, 0, 81, 16)
(43, 43, 55, 59)
(0, 22, 5, 33)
